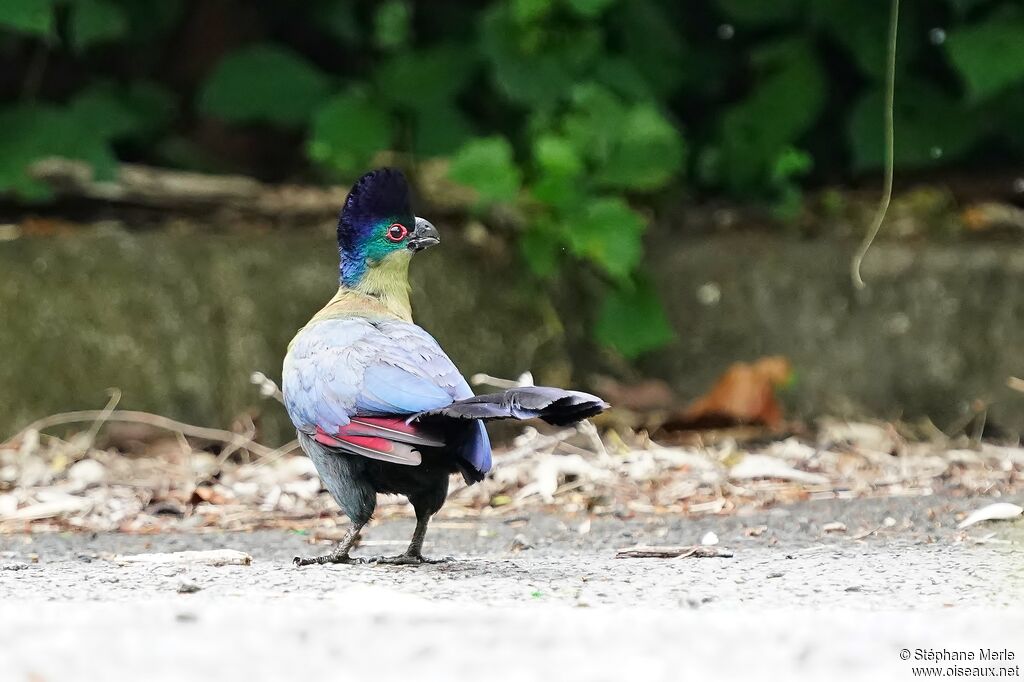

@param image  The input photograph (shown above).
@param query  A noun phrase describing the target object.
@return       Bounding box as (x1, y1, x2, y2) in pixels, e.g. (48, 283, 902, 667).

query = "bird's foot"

(293, 553, 366, 568)
(368, 553, 453, 566)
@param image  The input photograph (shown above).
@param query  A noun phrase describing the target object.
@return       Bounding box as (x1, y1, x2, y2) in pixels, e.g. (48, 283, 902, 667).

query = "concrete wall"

(2, 230, 1023, 442)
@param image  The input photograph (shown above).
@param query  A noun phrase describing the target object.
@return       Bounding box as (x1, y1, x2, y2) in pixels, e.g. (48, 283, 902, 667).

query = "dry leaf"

(677, 356, 791, 429)
(700, 531, 719, 546)
(112, 549, 253, 566)
(615, 545, 734, 559)
(0, 496, 93, 521)
(729, 454, 829, 485)
(192, 485, 230, 505)
(957, 503, 1023, 530)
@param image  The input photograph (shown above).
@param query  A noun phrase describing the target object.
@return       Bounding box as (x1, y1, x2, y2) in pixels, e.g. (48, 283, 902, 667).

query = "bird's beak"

(408, 217, 441, 252)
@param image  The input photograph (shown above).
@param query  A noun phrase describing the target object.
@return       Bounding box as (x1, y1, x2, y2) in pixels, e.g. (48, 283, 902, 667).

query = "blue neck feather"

(340, 247, 367, 288)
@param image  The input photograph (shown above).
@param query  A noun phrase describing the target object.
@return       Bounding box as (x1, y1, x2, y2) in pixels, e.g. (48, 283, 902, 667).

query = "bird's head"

(337, 168, 440, 288)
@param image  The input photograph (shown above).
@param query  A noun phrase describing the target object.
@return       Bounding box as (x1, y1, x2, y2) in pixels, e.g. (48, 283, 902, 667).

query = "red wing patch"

(314, 427, 392, 453)
(313, 425, 421, 466)
(351, 416, 418, 433)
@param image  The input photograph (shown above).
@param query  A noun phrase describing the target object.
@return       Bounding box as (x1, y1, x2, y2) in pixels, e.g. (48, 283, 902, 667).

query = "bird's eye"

(386, 223, 408, 242)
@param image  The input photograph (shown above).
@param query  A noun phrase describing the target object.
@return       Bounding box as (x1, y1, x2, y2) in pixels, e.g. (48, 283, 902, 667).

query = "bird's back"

(283, 289, 493, 481)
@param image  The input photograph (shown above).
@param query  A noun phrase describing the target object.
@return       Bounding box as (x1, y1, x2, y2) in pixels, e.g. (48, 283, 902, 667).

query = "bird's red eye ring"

(386, 223, 408, 242)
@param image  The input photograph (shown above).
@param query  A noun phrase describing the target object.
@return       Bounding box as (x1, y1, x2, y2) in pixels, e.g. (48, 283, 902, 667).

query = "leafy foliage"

(199, 45, 332, 127)
(70, 0, 128, 52)
(0, 83, 170, 199)
(448, 137, 521, 204)
(0, 0, 53, 37)
(1, 0, 1023, 357)
(308, 92, 393, 174)
(698, 39, 824, 196)
(945, 20, 1024, 102)
(595, 277, 675, 357)
(848, 83, 980, 171)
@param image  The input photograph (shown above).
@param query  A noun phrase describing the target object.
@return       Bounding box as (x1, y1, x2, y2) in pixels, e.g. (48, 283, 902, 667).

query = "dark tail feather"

(416, 387, 608, 427)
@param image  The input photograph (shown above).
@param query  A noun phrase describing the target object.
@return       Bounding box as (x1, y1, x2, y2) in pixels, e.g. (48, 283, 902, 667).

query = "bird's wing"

(283, 317, 471, 465)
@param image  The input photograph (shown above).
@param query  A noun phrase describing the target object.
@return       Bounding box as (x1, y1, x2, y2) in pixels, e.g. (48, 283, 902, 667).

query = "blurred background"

(1, 0, 1023, 448)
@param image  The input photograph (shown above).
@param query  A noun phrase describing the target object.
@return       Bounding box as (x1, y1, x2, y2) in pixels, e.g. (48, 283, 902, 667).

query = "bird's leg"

(371, 514, 450, 566)
(293, 522, 365, 567)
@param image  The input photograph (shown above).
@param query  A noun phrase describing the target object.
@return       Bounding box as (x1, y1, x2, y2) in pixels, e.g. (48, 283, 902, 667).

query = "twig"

(77, 389, 122, 455)
(615, 545, 734, 559)
(214, 418, 258, 469)
(3, 410, 279, 459)
(248, 440, 302, 471)
(1008, 377, 1024, 393)
(850, 525, 882, 540)
(250, 372, 285, 404)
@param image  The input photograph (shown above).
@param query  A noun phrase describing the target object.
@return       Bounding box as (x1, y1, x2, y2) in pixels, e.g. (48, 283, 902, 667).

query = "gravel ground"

(2, 494, 1022, 682)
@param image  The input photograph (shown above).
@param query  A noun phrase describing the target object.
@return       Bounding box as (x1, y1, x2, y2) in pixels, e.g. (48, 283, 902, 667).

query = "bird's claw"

(292, 554, 366, 568)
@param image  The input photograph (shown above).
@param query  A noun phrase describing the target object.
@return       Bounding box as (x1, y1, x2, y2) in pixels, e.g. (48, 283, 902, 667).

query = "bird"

(282, 168, 607, 566)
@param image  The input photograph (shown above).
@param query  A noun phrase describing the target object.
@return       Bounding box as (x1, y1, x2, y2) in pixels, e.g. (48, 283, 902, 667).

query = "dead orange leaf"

(678, 356, 792, 429)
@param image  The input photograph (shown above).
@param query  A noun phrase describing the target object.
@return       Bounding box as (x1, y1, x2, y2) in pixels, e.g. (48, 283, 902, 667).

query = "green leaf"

(70, 0, 128, 51)
(716, 0, 801, 25)
(512, 0, 551, 24)
(68, 84, 146, 140)
(566, 0, 616, 19)
(848, 83, 980, 171)
(770, 146, 812, 184)
(593, 57, 654, 101)
(374, 0, 410, 51)
(412, 103, 472, 156)
(530, 134, 585, 210)
(534, 134, 583, 179)
(481, 4, 602, 107)
(613, 0, 687, 97)
(199, 45, 332, 127)
(0, 0, 53, 36)
(703, 39, 824, 193)
(769, 147, 811, 220)
(315, 0, 360, 46)
(308, 91, 393, 173)
(597, 104, 684, 190)
(946, 21, 1024, 102)
(809, 0, 918, 79)
(0, 105, 59, 199)
(595, 278, 675, 357)
(374, 45, 476, 110)
(566, 197, 645, 280)
(120, 0, 184, 44)
(560, 85, 684, 191)
(115, 81, 178, 137)
(520, 218, 563, 278)
(448, 136, 521, 204)
(562, 84, 625, 153)
(948, 0, 995, 17)
(64, 81, 175, 143)
(0, 102, 120, 199)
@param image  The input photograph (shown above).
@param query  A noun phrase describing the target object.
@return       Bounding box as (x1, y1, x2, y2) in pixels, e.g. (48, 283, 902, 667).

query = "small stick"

(3, 410, 280, 460)
(615, 545, 734, 559)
